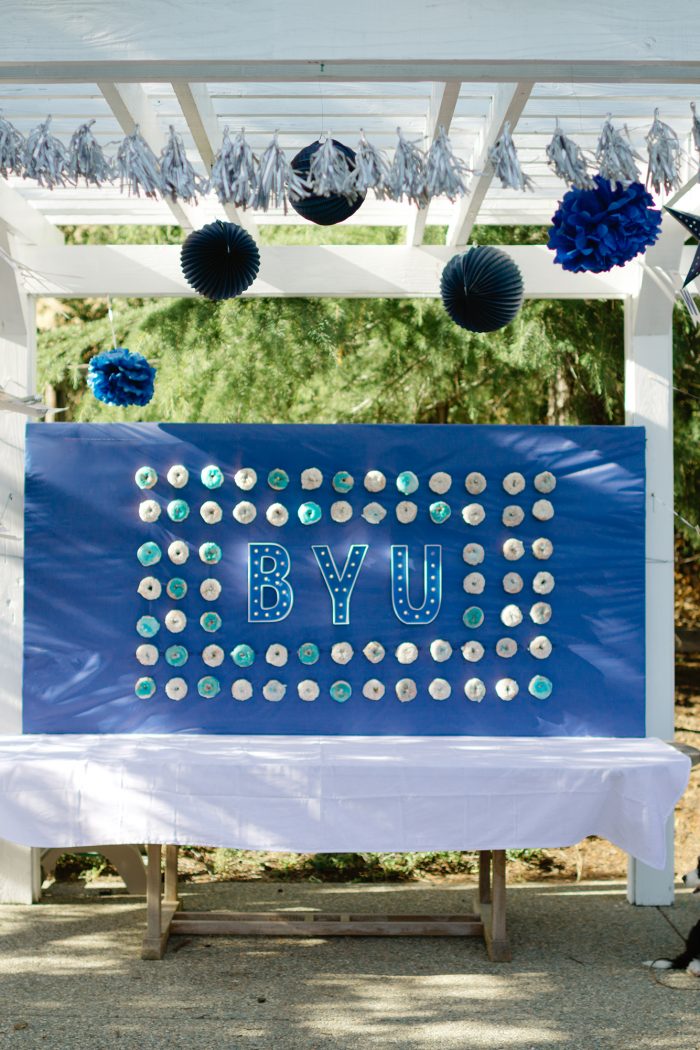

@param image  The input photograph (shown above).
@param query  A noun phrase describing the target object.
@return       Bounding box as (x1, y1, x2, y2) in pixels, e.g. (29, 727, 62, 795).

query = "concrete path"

(0, 879, 698, 1049)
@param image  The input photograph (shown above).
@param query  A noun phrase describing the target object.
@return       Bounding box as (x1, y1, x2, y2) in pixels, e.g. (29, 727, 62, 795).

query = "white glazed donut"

(167, 541, 189, 565)
(462, 543, 485, 566)
(503, 538, 525, 561)
(139, 499, 161, 523)
(430, 639, 452, 662)
(363, 679, 385, 701)
(502, 505, 524, 527)
(530, 635, 553, 659)
(396, 642, 418, 664)
(496, 637, 518, 658)
(530, 601, 552, 625)
(532, 537, 554, 560)
(165, 610, 187, 633)
(534, 471, 557, 494)
(503, 572, 524, 594)
(362, 502, 386, 524)
(136, 643, 158, 666)
(363, 641, 385, 664)
(429, 678, 451, 700)
(266, 643, 288, 667)
(396, 678, 417, 702)
(165, 677, 188, 701)
(396, 501, 418, 524)
(429, 472, 452, 494)
(234, 467, 257, 491)
(167, 465, 189, 489)
(462, 640, 484, 662)
(301, 467, 323, 490)
(298, 680, 320, 702)
(462, 503, 485, 526)
(330, 500, 353, 523)
(364, 470, 386, 492)
(266, 503, 288, 527)
(137, 576, 162, 600)
(533, 571, 555, 595)
(496, 678, 519, 701)
(200, 578, 221, 601)
(233, 501, 256, 524)
(232, 679, 253, 701)
(500, 604, 523, 628)
(263, 680, 286, 702)
(463, 572, 485, 595)
(331, 642, 354, 665)
(533, 498, 554, 521)
(200, 500, 223, 524)
(465, 472, 487, 495)
(465, 678, 486, 702)
(503, 472, 525, 495)
(202, 644, 224, 667)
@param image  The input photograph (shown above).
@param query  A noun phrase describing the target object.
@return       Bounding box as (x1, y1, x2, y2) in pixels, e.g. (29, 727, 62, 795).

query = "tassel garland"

(160, 125, 205, 203)
(23, 116, 69, 189)
(545, 121, 593, 190)
(425, 126, 470, 201)
(352, 130, 391, 198)
(210, 127, 258, 208)
(249, 133, 309, 212)
(645, 110, 681, 194)
(0, 112, 24, 179)
(308, 133, 358, 200)
(595, 118, 640, 188)
(116, 126, 163, 198)
(68, 120, 113, 187)
(387, 127, 428, 207)
(488, 122, 533, 191)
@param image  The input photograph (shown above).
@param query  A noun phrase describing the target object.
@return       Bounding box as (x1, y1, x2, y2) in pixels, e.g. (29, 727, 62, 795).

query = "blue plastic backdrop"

(23, 423, 646, 736)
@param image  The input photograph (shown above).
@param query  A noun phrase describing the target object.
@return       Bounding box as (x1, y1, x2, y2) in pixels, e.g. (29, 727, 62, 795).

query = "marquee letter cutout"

(312, 544, 369, 625)
(248, 543, 294, 622)
(391, 544, 442, 624)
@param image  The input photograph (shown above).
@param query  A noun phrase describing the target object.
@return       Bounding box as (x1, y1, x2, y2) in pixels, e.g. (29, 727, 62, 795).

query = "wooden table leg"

(486, 850, 511, 962)
(141, 844, 181, 960)
(479, 850, 492, 905)
(164, 845, 179, 905)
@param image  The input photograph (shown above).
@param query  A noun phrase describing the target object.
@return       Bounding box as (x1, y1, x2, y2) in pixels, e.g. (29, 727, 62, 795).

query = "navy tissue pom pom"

(181, 220, 260, 300)
(87, 347, 156, 407)
(440, 246, 524, 333)
(290, 140, 365, 226)
(548, 176, 661, 273)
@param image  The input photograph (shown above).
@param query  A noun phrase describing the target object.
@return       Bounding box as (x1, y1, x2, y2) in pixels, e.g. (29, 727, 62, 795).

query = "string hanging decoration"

(87, 348, 156, 407)
(68, 120, 113, 187)
(440, 246, 524, 332)
(545, 122, 593, 190)
(0, 112, 24, 179)
(595, 118, 641, 188)
(23, 116, 70, 189)
(210, 127, 258, 208)
(116, 126, 163, 198)
(180, 220, 260, 300)
(290, 137, 364, 225)
(645, 110, 681, 195)
(488, 122, 533, 191)
(160, 125, 206, 203)
(548, 176, 661, 273)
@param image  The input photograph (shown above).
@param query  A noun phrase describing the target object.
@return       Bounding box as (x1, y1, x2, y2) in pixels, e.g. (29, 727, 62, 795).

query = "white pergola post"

(0, 231, 41, 902)
(624, 219, 685, 906)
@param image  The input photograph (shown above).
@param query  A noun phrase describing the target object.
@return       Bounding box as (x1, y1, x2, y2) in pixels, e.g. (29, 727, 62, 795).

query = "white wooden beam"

(98, 81, 199, 231)
(447, 81, 533, 247)
(405, 79, 461, 247)
(0, 179, 63, 247)
(171, 80, 259, 237)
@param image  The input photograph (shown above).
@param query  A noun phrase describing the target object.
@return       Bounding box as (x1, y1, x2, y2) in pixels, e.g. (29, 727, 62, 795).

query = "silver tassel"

(0, 112, 24, 179)
(545, 120, 594, 189)
(488, 121, 533, 191)
(68, 120, 113, 187)
(595, 117, 641, 187)
(23, 116, 69, 189)
(645, 109, 681, 194)
(210, 127, 258, 208)
(690, 103, 700, 178)
(309, 133, 358, 200)
(116, 125, 163, 198)
(425, 125, 470, 200)
(160, 124, 205, 203)
(248, 132, 308, 213)
(352, 130, 391, 198)
(387, 127, 429, 207)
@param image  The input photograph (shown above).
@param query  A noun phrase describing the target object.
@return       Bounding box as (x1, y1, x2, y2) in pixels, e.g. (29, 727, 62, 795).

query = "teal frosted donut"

(330, 680, 352, 703)
(529, 675, 553, 700)
(199, 542, 222, 564)
(200, 611, 222, 633)
(135, 677, 156, 699)
(332, 471, 354, 493)
(231, 643, 255, 668)
(201, 465, 224, 489)
(198, 675, 221, 698)
(396, 470, 419, 495)
(429, 501, 451, 524)
(137, 541, 162, 567)
(167, 499, 189, 522)
(463, 606, 485, 629)
(298, 501, 322, 525)
(165, 644, 188, 667)
(267, 468, 289, 491)
(166, 577, 187, 600)
(136, 615, 160, 638)
(298, 642, 320, 665)
(135, 466, 157, 489)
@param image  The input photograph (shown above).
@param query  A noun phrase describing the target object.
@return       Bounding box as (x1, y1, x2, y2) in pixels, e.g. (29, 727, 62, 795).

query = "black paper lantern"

(290, 139, 365, 226)
(180, 220, 260, 300)
(440, 246, 524, 332)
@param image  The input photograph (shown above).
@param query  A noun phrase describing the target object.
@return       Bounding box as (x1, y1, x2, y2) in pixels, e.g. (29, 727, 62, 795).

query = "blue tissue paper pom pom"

(548, 176, 661, 273)
(87, 347, 156, 407)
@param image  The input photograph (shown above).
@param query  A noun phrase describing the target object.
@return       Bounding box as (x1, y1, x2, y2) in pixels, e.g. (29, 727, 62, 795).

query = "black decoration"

(290, 139, 365, 226)
(440, 246, 524, 332)
(664, 205, 700, 287)
(180, 220, 260, 300)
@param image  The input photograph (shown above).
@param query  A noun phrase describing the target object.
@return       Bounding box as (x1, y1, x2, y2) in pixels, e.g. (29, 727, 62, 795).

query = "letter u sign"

(391, 544, 442, 624)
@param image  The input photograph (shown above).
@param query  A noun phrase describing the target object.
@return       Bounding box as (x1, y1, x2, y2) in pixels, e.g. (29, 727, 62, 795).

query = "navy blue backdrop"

(23, 423, 646, 736)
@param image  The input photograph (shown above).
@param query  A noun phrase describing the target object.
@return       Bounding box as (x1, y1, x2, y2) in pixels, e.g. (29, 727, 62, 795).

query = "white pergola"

(1, 0, 698, 904)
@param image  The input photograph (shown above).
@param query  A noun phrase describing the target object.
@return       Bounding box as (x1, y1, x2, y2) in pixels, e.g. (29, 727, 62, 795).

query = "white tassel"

(116, 126, 163, 198)
(645, 110, 681, 194)
(545, 121, 593, 189)
(0, 112, 24, 179)
(387, 127, 429, 207)
(23, 116, 69, 189)
(352, 130, 391, 198)
(679, 286, 700, 326)
(425, 126, 470, 201)
(248, 132, 308, 213)
(595, 117, 641, 187)
(691, 103, 700, 179)
(488, 122, 533, 191)
(309, 134, 358, 200)
(160, 125, 204, 203)
(68, 120, 113, 187)
(210, 127, 258, 208)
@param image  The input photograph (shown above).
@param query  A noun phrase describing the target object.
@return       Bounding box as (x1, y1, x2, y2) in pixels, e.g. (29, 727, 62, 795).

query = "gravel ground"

(0, 879, 698, 1049)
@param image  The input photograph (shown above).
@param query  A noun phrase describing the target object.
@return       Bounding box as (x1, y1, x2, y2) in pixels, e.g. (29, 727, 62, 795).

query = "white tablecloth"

(0, 735, 690, 869)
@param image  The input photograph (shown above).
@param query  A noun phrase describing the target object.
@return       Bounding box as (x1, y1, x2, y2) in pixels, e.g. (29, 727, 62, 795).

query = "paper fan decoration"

(87, 347, 156, 407)
(290, 138, 365, 226)
(440, 246, 524, 332)
(180, 220, 260, 300)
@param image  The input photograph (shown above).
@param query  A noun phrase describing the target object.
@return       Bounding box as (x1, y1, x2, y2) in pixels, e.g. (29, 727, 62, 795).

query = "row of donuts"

(134, 674, 553, 703)
(135, 465, 558, 497)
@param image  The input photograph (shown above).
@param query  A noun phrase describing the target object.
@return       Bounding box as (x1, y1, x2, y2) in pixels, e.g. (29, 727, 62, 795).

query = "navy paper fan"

(181, 220, 260, 300)
(87, 347, 156, 407)
(440, 246, 524, 332)
(290, 139, 365, 226)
